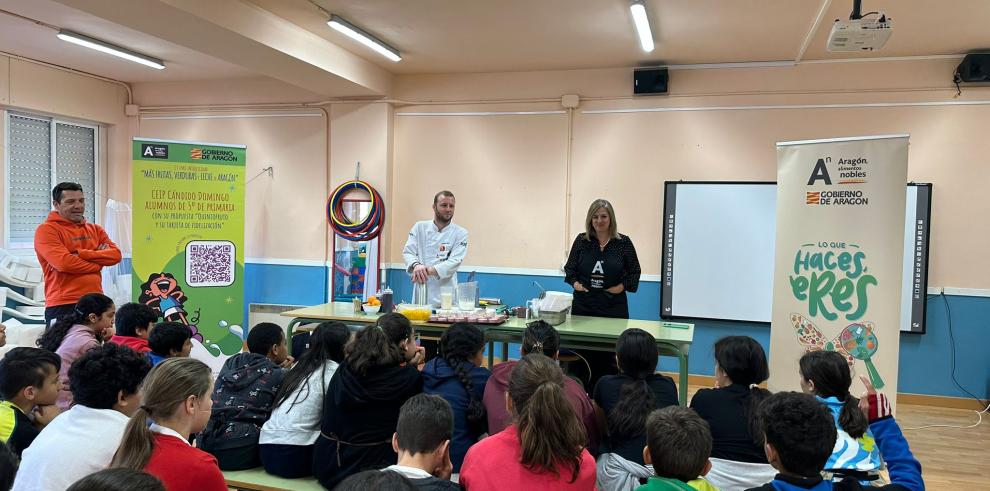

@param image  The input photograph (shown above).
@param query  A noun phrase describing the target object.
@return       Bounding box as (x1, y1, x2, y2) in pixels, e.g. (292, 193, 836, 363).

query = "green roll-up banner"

(132, 138, 246, 361)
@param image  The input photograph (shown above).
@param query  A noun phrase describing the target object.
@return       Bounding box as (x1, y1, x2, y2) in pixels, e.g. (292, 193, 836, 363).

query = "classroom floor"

(681, 385, 990, 491)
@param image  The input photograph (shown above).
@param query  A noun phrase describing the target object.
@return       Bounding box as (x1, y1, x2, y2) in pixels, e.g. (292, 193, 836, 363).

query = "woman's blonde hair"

(112, 357, 212, 470)
(583, 199, 618, 241)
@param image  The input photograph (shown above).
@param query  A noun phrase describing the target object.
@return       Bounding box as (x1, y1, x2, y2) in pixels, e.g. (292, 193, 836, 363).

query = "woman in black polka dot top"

(564, 199, 642, 319)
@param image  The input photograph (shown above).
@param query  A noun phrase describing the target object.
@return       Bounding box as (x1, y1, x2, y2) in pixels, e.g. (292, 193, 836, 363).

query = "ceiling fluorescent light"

(328, 14, 402, 62)
(57, 30, 165, 70)
(629, 1, 655, 52)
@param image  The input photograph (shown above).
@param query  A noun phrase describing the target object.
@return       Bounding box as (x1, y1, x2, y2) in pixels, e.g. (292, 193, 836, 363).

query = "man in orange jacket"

(34, 182, 121, 327)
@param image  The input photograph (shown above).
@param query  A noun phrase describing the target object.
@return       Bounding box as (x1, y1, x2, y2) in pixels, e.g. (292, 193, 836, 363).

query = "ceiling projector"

(827, 15, 893, 52)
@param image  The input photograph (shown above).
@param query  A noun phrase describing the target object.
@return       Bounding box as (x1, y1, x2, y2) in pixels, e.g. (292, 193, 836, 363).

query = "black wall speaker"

(634, 67, 669, 95)
(955, 54, 990, 83)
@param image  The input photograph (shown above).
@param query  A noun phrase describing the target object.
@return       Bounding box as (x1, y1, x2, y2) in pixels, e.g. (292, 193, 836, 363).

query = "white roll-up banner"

(770, 135, 909, 406)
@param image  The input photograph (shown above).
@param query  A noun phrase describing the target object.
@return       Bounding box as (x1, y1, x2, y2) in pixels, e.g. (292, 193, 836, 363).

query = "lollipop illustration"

(839, 323, 884, 390)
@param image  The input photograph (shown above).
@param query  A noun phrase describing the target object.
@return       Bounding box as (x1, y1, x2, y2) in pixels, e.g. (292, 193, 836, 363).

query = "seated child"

(745, 389, 923, 491)
(383, 394, 461, 490)
(799, 351, 881, 482)
(596, 328, 680, 491)
(66, 468, 165, 491)
(113, 358, 226, 491)
(196, 322, 288, 470)
(260, 321, 350, 478)
(13, 343, 151, 491)
(461, 354, 596, 490)
(108, 303, 158, 353)
(0, 348, 62, 456)
(483, 320, 600, 453)
(637, 406, 719, 491)
(422, 323, 491, 472)
(690, 336, 776, 490)
(147, 322, 193, 366)
(313, 314, 424, 489)
(335, 470, 418, 491)
(36, 293, 116, 411)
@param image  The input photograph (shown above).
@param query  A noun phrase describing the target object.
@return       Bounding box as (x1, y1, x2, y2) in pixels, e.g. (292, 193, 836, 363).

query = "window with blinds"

(5, 112, 98, 248)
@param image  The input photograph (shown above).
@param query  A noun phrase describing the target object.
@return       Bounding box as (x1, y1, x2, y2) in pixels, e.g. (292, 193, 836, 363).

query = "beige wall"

(6, 54, 988, 290)
(390, 60, 990, 289)
(0, 54, 130, 246)
(132, 79, 394, 264)
(136, 112, 328, 261)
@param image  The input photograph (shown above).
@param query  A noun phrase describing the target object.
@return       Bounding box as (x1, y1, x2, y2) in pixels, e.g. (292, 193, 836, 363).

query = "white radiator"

(247, 303, 305, 335)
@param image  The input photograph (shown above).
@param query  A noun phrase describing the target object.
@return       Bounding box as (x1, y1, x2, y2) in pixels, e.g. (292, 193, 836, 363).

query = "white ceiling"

(2, 0, 990, 93)
(0, 0, 252, 82)
(252, 0, 990, 74)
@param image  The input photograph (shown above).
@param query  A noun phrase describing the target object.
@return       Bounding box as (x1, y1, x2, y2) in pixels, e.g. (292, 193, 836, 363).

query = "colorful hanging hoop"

(326, 180, 386, 241)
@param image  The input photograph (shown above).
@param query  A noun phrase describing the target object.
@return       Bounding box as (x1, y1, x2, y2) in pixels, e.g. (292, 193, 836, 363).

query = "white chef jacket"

(402, 220, 469, 306)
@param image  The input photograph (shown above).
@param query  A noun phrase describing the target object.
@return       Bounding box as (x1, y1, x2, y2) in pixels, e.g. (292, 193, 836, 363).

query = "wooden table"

(222, 468, 323, 491)
(282, 302, 694, 405)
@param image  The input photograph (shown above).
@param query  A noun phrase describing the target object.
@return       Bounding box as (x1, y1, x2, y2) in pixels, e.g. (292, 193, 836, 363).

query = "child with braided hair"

(422, 323, 491, 472)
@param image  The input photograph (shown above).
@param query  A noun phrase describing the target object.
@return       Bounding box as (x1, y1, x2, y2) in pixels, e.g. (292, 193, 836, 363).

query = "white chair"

(0, 251, 44, 289)
(0, 318, 46, 357)
(0, 288, 45, 323)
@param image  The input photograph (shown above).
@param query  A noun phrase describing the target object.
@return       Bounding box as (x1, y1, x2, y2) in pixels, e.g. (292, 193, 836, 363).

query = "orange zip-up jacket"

(34, 211, 121, 308)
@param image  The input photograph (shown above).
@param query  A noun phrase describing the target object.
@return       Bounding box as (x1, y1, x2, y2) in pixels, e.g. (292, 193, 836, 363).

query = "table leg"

(675, 345, 689, 406)
(501, 341, 508, 363)
(488, 341, 495, 368)
(287, 318, 303, 340)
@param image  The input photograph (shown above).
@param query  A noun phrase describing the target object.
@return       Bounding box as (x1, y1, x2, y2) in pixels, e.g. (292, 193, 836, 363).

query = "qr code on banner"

(185, 240, 236, 287)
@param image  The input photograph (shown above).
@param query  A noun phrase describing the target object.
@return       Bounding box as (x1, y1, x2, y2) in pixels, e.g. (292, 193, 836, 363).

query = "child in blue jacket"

(745, 380, 923, 491)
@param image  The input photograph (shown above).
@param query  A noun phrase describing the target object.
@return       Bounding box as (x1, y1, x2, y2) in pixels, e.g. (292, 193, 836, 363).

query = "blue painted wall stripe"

(240, 263, 988, 400)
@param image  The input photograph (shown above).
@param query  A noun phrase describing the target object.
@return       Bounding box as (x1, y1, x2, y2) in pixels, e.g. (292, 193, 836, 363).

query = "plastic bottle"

(381, 286, 394, 313)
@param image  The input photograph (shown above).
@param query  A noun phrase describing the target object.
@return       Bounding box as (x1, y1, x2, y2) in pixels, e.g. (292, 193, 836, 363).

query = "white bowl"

(362, 305, 381, 315)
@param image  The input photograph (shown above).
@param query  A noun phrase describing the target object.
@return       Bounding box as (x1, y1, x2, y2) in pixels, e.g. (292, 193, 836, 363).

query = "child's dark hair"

(608, 328, 660, 441)
(37, 293, 114, 352)
(335, 470, 418, 491)
(148, 322, 192, 357)
(799, 350, 868, 438)
(713, 336, 771, 442)
(114, 303, 159, 337)
(396, 394, 454, 455)
(645, 406, 712, 482)
(247, 322, 285, 355)
(0, 347, 61, 399)
(66, 468, 165, 491)
(757, 392, 837, 477)
(274, 321, 350, 409)
(0, 442, 17, 491)
(509, 354, 587, 483)
(439, 323, 487, 431)
(521, 320, 560, 357)
(345, 313, 413, 376)
(69, 343, 151, 410)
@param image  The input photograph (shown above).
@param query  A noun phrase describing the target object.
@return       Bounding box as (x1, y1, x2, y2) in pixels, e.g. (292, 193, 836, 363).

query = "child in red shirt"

(461, 354, 597, 490)
(108, 303, 158, 354)
(112, 358, 225, 491)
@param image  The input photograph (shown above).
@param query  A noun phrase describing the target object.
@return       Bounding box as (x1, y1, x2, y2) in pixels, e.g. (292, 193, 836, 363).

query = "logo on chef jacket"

(437, 242, 450, 259)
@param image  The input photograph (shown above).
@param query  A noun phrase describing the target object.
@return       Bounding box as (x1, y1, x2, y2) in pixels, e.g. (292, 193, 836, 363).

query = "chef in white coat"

(402, 190, 469, 307)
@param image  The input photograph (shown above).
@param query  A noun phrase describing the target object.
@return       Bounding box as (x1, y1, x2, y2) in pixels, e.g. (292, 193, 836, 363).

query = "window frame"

(3, 110, 102, 250)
